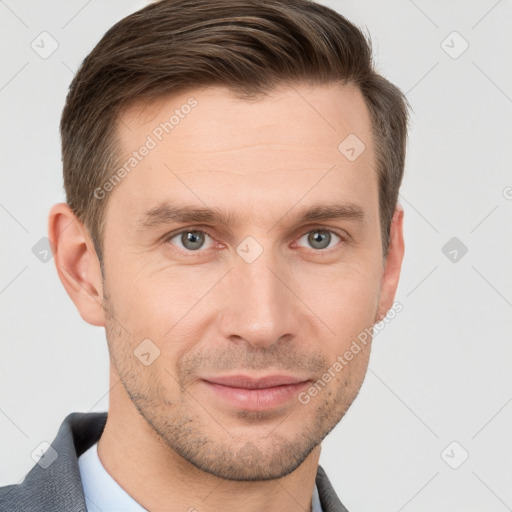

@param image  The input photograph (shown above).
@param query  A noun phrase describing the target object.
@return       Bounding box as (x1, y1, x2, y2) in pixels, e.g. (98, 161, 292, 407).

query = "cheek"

(294, 259, 381, 333)
(106, 249, 177, 312)
(105, 257, 221, 353)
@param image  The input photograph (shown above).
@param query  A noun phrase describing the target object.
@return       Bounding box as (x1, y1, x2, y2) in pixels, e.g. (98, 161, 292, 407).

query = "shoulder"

(316, 464, 351, 512)
(0, 411, 107, 512)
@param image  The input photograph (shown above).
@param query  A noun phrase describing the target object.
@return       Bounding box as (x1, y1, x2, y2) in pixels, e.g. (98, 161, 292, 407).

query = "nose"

(218, 246, 299, 349)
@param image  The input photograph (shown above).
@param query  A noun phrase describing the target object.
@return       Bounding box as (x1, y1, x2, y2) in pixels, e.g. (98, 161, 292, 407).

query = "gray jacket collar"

(0, 412, 349, 512)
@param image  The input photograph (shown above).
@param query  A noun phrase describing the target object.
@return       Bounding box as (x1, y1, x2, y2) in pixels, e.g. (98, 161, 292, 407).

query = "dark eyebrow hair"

(137, 201, 366, 229)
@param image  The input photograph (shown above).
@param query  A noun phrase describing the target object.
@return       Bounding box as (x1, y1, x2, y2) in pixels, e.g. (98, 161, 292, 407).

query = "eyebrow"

(137, 201, 366, 229)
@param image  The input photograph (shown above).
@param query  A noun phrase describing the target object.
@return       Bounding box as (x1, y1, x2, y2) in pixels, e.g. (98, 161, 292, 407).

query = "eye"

(168, 230, 215, 251)
(296, 229, 342, 250)
(166, 228, 345, 253)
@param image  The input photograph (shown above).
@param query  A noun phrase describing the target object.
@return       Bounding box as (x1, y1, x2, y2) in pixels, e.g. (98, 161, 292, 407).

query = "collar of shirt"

(79, 442, 324, 512)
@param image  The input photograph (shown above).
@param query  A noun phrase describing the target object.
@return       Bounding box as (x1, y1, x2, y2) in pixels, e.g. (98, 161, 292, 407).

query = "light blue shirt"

(78, 442, 323, 512)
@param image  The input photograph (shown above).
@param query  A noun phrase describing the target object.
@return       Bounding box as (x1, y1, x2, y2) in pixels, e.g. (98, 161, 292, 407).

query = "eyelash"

(164, 227, 348, 254)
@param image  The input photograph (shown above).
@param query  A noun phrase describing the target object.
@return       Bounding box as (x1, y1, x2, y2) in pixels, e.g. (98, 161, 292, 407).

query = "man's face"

(100, 83, 394, 480)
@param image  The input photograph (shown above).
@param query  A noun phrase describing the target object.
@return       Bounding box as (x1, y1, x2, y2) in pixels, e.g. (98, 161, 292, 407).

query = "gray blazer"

(0, 412, 349, 511)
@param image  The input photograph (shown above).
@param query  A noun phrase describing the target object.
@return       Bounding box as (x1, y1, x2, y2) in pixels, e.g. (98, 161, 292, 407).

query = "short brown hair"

(60, 0, 409, 266)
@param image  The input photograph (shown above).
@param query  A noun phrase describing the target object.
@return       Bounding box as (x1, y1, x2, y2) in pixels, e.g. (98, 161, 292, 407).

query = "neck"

(97, 372, 321, 512)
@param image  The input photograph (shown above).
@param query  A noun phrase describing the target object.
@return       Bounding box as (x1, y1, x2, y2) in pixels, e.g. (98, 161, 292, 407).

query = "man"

(0, 0, 408, 510)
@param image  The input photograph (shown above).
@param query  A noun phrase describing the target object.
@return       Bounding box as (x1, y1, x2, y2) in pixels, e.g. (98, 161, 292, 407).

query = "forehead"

(118, 83, 372, 155)
(108, 83, 377, 225)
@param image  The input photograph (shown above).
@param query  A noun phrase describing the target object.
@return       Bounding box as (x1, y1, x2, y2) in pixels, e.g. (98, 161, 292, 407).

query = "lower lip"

(202, 380, 311, 411)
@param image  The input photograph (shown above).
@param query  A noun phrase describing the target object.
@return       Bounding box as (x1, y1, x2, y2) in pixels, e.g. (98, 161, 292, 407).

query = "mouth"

(200, 374, 311, 411)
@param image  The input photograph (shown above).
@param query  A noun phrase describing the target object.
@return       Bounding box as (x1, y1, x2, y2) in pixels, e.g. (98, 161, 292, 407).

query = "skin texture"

(49, 83, 404, 512)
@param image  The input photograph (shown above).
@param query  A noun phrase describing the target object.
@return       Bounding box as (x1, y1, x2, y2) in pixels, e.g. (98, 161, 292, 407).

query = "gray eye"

(181, 231, 205, 250)
(307, 230, 332, 249)
(300, 229, 341, 250)
(169, 230, 214, 251)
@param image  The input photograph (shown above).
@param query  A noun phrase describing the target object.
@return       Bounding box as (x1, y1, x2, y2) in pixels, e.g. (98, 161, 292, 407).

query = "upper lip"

(202, 374, 310, 389)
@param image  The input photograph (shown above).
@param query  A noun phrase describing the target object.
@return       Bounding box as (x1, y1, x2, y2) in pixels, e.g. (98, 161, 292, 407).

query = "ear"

(376, 205, 405, 322)
(48, 203, 106, 327)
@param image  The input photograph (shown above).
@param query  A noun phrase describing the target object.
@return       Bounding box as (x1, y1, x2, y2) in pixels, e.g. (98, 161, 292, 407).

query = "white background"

(1, 1, 511, 510)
